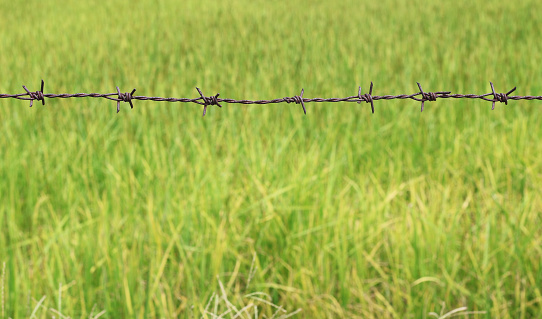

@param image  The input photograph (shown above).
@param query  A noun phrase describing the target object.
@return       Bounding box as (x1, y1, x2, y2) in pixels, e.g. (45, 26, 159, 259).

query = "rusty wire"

(1, 79, 541, 116)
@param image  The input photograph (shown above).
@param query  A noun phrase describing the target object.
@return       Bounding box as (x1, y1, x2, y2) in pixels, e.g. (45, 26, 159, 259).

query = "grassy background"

(1, 0, 542, 318)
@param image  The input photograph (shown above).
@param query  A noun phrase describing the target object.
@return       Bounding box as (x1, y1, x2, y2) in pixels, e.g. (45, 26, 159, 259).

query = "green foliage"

(1, 0, 541, 317)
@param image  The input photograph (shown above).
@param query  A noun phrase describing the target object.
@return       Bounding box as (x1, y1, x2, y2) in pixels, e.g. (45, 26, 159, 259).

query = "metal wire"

(1, 79, 541, 116)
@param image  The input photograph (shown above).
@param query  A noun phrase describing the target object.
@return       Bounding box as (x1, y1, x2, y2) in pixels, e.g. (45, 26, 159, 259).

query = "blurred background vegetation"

(0, 0, 541, 317)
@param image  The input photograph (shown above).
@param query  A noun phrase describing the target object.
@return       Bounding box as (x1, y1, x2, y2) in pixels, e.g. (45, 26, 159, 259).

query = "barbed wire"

(1, 80, 542, 116)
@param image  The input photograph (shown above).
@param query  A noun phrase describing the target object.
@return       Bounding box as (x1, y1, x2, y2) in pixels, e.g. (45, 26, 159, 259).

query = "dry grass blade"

(29, 296, 46, 319)
(429, 305, 487, 318)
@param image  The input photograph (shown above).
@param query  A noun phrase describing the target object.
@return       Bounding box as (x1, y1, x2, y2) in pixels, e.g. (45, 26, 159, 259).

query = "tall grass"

(1, 0, 541, 317)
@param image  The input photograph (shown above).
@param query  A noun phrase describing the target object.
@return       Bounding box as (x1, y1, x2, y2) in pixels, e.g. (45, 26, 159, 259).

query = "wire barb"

(285, 89, 306, 114)
(358, 82, 374, 113)
(415, 82, 451, 112)
(196, 87, 222, 117)
(116, 87, 136, 113)
(22, 79, 45, 107)
(489, 82, 516, 110)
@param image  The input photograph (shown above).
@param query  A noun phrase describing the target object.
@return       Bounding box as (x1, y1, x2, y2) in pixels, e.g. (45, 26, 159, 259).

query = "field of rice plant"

(1, 0, 541, 318)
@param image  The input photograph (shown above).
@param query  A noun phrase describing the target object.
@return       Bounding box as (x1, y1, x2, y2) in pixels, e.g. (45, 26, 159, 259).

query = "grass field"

(1, 0, 542, 318)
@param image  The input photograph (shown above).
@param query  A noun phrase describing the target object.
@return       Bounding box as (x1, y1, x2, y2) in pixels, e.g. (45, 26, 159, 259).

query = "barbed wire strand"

(1, 80, 541, 116)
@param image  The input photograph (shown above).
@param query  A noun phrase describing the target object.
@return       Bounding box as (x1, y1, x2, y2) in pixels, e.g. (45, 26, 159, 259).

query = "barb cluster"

(1, 80, 541, 116)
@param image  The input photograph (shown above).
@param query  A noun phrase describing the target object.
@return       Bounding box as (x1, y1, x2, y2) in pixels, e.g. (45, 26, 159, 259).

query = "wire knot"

(422, 92, 438, 102)
(357, 82, 375, 113)
(494, 93, 508, 103)
(116, 87, 136, 113)
(291, 95, 303, 104)
(22, 79, 45, 107)
(489, 82, 516, 110)
(284, 89, 307, 114)
(196, 87, 222, 117)
(416, 82, 451, 112)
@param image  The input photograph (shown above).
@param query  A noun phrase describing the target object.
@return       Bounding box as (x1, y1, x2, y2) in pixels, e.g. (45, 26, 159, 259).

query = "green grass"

(1, 0, 542, 318)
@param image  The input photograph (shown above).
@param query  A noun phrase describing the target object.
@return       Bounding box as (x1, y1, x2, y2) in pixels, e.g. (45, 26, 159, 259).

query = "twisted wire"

(1, 80, 541, 116)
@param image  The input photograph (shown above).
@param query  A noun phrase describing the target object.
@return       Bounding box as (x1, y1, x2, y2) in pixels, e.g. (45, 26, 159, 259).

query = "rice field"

(1, 0, 541, 318)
